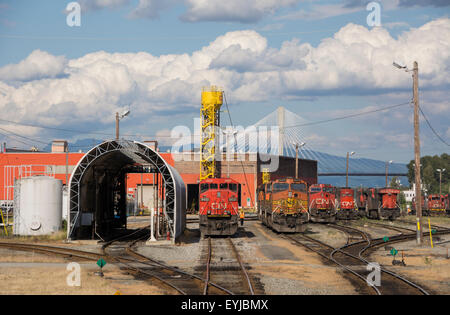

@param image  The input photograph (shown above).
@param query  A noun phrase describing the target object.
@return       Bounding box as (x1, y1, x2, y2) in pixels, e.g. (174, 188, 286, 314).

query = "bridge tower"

(200, 86, 223, 180)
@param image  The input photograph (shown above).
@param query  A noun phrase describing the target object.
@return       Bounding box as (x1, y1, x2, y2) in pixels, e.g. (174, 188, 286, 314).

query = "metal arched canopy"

(67, 139, 186, 242)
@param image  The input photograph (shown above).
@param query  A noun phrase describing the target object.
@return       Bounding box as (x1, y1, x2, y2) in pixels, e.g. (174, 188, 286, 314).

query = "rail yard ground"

(0, 215, 449, 295)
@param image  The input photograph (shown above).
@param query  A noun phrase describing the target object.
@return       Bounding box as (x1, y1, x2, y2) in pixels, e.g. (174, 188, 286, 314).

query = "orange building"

(0, 142, 317, 210)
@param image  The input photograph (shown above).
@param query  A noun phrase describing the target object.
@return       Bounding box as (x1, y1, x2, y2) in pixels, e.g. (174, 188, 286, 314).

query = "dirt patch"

(368, 238, 450, 294)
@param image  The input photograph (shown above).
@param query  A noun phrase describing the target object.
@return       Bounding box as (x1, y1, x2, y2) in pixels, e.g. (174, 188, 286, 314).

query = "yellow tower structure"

(262, 168, 270, 184)
(200, 86, 223, 180)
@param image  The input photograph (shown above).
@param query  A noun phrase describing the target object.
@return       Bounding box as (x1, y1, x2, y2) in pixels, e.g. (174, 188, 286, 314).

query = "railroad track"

(286, 223, 448, 295)
(0, 242, 103, 261)
(328, 224, 436, 295)
(202, 236, 255, 295)
(395, 218, 448, 232)
(102, 229, 234, 295)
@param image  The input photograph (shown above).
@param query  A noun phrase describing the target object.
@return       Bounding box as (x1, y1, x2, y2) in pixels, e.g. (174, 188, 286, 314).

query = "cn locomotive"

(336, 187, 358, 220)
(308, 184, 337, 223)
(198, 178, 240, 236)
(257, 178, 309, 232)
(365, 188, 401, 220)
(426, 194, 447, 215)
(413, 194, 449, 216)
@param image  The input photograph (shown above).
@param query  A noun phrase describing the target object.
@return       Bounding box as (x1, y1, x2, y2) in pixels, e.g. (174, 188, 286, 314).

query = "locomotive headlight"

(229, 196, 237, 202)
(207, 210, 211, 215)
(201, 197, 210, 202)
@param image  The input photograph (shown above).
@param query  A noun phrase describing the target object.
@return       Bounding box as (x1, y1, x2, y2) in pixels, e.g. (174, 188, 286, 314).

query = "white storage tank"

(14, 176, 63, 236)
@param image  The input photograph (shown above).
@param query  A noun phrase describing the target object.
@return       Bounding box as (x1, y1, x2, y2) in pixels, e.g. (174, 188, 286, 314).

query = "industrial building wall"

(257, 154, 318, 187)
(0, 151, 317, 211)
(0, 152, 84, 200)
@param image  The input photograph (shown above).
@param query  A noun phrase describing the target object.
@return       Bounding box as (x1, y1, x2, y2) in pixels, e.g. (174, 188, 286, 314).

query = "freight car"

(365, 188, 401, 220)
(308, 184, 337, 223)
(258, 178, 309, 232)
(199, 178, 240, 236)
(336, 187, 358, 220)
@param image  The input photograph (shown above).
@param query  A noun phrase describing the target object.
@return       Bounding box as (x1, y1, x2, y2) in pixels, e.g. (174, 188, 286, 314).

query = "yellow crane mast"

(200, 86, 223, 180)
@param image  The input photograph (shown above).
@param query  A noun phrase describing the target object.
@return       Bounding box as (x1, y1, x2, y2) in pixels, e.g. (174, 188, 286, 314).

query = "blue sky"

(0, 0, 449, 163)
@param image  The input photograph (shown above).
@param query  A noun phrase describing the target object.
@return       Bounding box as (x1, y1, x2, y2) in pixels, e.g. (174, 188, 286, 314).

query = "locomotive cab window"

(324, 187, 334, 193)
(200, 183, 209, 193)
(291, 183, 306, 192)
(273, 183, 289, 191)
(210, 183, 218, 190)
(310, 187, 321, 193)
(229, 183, 238, 192)
(220, 183, 228, 189)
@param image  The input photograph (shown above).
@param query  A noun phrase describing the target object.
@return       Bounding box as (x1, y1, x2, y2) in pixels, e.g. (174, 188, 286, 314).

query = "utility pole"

(346, 152, 355, 187)
(385, 160, 393, 187)
(115, 110, 130, 141)
(293, 142, 305, 179)
(413, 61, 423, 245)
(393, 60, 422, 245)
(437, 169, 445, 195)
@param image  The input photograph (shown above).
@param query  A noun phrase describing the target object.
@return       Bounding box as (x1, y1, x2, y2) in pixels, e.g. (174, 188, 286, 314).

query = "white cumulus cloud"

(0, 19, 449, 144)
(0, 50, 67, 82)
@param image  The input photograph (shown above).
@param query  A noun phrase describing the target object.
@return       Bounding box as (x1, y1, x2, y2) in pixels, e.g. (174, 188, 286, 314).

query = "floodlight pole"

(115, 112, 120, 140)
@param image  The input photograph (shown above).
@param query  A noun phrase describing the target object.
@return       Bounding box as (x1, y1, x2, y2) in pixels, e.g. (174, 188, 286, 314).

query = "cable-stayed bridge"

(224, 107, 408, 179)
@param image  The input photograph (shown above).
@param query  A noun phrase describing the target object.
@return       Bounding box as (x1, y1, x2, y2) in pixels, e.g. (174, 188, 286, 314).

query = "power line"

(418, 105, 450, 147)
(282, 101, 412, 129)
(223, 92, 254, 207)
(0, 127, 48, 145)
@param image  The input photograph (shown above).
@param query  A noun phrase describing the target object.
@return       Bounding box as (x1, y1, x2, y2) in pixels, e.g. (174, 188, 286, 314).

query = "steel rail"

(126, 236, 234, 295)
(284, 234, 380, 295)
(227, 237, 255, 295)
(329, 224, 431, 295)
(203, 237, 212, 295)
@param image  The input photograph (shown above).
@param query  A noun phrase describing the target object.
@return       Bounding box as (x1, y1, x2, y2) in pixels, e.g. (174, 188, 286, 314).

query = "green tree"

(407, 153, 450, 194)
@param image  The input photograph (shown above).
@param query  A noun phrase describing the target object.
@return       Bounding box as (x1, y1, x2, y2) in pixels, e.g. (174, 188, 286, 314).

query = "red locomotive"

(257, 178, 309, 232)
(365, 188, 401, 220)
(308, 184, 337, 223)
(198, 178, 240, 236)
(426, 194, 447, 216)
(336, 187, 358, 220)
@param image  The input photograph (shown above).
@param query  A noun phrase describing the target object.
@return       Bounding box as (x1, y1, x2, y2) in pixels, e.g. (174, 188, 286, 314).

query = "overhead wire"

(418, 105, 450, 147)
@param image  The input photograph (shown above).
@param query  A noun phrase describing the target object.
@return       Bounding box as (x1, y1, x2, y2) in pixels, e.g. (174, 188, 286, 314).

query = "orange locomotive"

(336, 187, 358, 220)
(308, 184, 337, 223)
(198, 178, 240, 236)
(426, 194, 447, 216)
(258, 178, 309, 232)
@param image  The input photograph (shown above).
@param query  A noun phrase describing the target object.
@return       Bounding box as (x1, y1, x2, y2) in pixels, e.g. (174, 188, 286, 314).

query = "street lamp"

(385, 160, 393, 187)
(293, 142, 306, 179)
(116, 109, 130, 140)
(346, 151, 355, 187)
(437, 168, 446, 195)
(222, 128, 238, 178)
